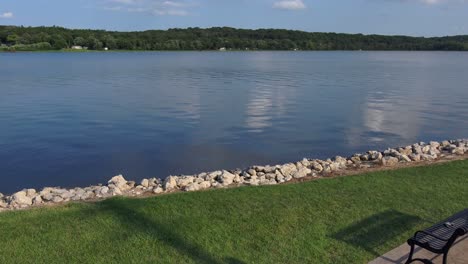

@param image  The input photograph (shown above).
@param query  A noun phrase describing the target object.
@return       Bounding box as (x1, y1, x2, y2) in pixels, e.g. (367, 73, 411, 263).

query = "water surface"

(1, 51, 467, 193)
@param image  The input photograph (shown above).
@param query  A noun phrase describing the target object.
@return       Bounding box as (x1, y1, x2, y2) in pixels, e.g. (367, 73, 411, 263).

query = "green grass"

(0, 160, 467, 264)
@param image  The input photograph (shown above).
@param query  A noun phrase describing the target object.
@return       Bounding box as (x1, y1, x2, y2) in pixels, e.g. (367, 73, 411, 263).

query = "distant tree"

(102, 35, 117, 49)
(87, 36, 103, 50)
(6, 34, 19, 45)
(73, 37, 86, 46)
(0, 25, 467, 51)
(51, 35, 68, 49)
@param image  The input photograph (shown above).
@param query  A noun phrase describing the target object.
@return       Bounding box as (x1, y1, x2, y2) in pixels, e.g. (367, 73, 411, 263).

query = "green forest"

(1, 25, 468, 51)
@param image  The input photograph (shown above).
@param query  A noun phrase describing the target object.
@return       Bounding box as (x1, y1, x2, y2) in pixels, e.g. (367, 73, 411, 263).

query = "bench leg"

(443, 250, 449, 264)
(405, 243, 415, 264)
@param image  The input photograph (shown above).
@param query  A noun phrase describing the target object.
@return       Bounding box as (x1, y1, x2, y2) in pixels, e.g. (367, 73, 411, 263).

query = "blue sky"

(0, 0, 467, 36)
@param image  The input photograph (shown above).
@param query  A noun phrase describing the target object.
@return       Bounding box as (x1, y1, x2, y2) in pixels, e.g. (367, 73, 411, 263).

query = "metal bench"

(406, 209, 468, 264)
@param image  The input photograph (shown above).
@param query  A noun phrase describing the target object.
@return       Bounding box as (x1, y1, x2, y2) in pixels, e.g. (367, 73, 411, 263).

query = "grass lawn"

(0, 160, 467, 264)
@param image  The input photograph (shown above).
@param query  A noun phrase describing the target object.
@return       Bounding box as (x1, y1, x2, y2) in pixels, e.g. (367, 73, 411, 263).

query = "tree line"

(1, 25, 468, 51)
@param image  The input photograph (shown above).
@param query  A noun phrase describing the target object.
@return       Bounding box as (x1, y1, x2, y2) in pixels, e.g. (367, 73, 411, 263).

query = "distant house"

(71, 45, 83, 50)
(219, 47, 226, 51)
(104, 47, 109, 51)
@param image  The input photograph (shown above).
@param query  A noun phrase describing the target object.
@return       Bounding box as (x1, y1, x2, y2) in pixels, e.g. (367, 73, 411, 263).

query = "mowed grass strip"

(0, 160, 467, 264)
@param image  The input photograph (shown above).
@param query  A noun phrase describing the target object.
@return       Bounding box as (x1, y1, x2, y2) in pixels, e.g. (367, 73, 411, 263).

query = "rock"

(333, 156, 348, 167)
(430, 141, 440, 148)
(412, 145, 423, 155)
(399, 155, 412, 162)
(368, 151, 383, 161)
(420, 154, 436, 161)
(42, 193, 54, 201)
(276, 173, 285, 183)
(163, 176, 178, 191)
(360, 154, 370, 161)
(32, 195, 43, 205)
(59, 191, 74, 199)
(12, 191, 32, 206)
(280, 163, 297, 177)
(127, 181, 136, 188)
(422, 145, 431, 154)
(39, 187, 54, 196)
(322, 164, 332, 174)
(452, 147, 465, 155)
(206, 171, 222, 181)
(108, 175, 131, 191)
(198, 181, 211, 189)
(140, 179, 149, 188)
(185, 183, 200, 192)
(409, 154, 421, 162)
(247, 169, 256, 177)
(329, 162, 342, 171)
(293, 167, 312, 179)
(148, 178, 158, 187)
(311, 161, 324, 172)
(350, 156, 361, 164)
(0, 199, 8, 208)
(381, 156, 399, 166)
(300, 158, 310, 167)
(218, 170, 236, 186)
(177, 176, 195, 188)
(26, 189, 36, 197)
(153, 186, 164, 194)
(83, 191, 94, 200)
(100, 186, 110, 195)
(264, 165, 276, 173)
(233, 174, 242, 183)
(52, 196, 64, 203)
(110, 187, 122, 196)
(441, 140, 451, 148)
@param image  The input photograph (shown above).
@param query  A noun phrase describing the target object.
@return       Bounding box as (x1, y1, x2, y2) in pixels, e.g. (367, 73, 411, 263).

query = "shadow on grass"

(98, 198, 246, 264)
(333, 209, 421, 256)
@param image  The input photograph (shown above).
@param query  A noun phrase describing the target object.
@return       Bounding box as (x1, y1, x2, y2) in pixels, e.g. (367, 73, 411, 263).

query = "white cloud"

(273, 0, 306, 10)
(0, 12, 13, 19)
(391, 0, 468, 5)
(104, 0, 193, 16)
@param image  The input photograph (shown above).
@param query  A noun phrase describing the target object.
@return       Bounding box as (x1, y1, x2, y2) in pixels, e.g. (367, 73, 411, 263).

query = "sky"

(0, 0, 468, 36)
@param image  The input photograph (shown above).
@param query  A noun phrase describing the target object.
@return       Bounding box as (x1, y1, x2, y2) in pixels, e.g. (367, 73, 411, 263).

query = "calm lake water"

(1, 51, 467, 193)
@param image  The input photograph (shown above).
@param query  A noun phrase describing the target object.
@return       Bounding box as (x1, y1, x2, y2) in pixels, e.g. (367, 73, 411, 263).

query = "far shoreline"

(3, 49, 468, 53)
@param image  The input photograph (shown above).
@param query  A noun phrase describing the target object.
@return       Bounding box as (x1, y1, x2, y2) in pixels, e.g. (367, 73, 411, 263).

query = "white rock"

(409, 154, 421, 162)
(111, 187, 122, 196)
(399, 155, 412, 162)
(140, 179, 149, 188)
(52, 196, 64, 203)
(247, 169, 256, 177)
(0, 199, 8, 208)
(26, 189, 37, 197)
(108, 175, 130, 191)
(381, 156, 399, 166)
(219, 171, 236, 186)
(32, 195, 43, 205)
(42, 193, 54, 201)
(452, 147, 465, 155)
(12, 191, 32, 206)
(100, 186, 110, 195)
(206, 171, 222, 181)
(185, 183, 200, 192)
(198, 181, 211, 189)
(293, 167, 312, 179)
(153, 186, 164, 194)
(163, 176, 178, 191)
(280, 163, 297, 177)
(177, 176, 195, 188)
